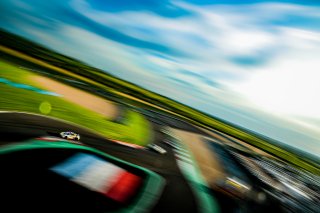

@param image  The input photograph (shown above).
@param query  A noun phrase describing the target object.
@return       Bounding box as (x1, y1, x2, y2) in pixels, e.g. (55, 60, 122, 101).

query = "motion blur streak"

(0, 0, 320, 213)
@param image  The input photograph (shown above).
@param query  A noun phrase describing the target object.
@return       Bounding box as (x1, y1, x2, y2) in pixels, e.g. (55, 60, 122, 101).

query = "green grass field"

(0, 60, 152, 146)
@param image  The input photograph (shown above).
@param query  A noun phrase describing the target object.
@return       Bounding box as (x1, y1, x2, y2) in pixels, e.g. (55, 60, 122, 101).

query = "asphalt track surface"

(0, 112, 199, 213)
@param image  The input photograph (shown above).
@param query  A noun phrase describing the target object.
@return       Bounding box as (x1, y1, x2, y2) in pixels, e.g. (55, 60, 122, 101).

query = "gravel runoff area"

(33, 75, 118, 119)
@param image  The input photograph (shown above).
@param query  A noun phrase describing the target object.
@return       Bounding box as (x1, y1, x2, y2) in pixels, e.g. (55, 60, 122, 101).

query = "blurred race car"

(147, 143, 167, 154)
(60, 131, 80, 141)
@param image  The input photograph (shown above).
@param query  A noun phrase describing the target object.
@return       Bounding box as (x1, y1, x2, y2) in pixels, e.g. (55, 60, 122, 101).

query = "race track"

(0, 112, 199, 213)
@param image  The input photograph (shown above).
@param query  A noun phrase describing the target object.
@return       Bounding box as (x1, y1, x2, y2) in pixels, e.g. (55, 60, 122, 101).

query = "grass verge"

(0, 60, 152, 146)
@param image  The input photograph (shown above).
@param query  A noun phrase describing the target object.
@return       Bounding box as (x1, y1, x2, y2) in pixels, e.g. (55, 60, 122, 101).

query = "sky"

(1, 0, 320, 158)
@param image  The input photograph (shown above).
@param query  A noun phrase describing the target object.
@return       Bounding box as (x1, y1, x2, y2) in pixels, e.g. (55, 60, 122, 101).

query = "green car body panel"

(0, 139, 165, 213)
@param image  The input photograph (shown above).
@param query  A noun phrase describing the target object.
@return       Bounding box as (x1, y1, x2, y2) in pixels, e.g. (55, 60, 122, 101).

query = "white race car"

(60, 131, 80, 141)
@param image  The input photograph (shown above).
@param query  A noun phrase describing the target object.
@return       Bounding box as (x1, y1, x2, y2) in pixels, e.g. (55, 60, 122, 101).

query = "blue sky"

(1, 0, 320, 157)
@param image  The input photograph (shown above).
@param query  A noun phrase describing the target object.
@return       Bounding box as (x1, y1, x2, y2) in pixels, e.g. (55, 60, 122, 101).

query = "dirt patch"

(172, 128, 226, 186)
(32, 75, 118, 119)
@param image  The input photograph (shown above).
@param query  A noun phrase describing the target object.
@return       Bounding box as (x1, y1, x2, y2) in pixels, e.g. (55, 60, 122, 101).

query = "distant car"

(60, 131, 80, 141)
(147, 144, 167, 154)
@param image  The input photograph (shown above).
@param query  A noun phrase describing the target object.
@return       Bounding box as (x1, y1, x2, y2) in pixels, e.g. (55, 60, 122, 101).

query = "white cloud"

(21, 1, 320, 121)
(231, 44, 320, 118)
(74, 0, 320, 117)
(216, 29, 276, 56)
(20, 22, 158, 79)
(21, 22, 202, 100)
